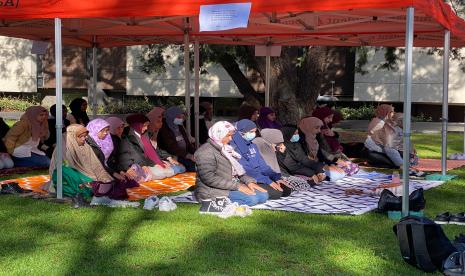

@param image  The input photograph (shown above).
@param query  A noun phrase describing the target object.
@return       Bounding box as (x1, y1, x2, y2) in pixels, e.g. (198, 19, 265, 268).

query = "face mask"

(173, 118, 184, 125)
(243, 132, 256, 141)
(290, 134, 300, 143)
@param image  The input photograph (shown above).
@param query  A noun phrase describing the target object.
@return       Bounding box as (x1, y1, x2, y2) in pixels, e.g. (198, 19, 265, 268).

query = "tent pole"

(265, 47, 271, 107)
(92, 36, 97, 118)
(54, 18, 63, 200)
(402, 7, 414, 217)
(442, 30, 450, 176)
(184, 19, 191, 136)
(194, 39, 200, 148)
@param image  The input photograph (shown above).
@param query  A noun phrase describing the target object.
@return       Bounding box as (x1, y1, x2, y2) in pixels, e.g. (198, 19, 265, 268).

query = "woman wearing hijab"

(194, 121, 268, 207)
(0, 109, 14, 170)
(237, 104, 259, 122)
(298, 117, 347, 181)
(311, 107, 360, 176)
(278, 126, 327, 185)
(3, 106, 50, 167)
(230, 119, 291, 199)
(254, 128, 316, 191)
(67, 98, 90, 126)
(49, 124, 139, 207)
(105, 116, 127, 174)
(117, 114, 181, 180)
(146, 108, 186, 174)
(257, 107, 282, 130)
(364, 104, 399, 168)
(86, 118, 122, 178)
(43, 104, 71, 158)
(157, 106, 196, 172)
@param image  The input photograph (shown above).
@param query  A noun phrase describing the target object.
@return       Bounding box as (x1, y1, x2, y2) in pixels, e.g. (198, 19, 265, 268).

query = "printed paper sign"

(199, 3, 251, 32)
(255, 45, 282, 57)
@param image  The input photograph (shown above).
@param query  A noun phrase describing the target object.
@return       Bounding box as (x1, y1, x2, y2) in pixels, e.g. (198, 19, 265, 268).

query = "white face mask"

(173, 118, 184, 125)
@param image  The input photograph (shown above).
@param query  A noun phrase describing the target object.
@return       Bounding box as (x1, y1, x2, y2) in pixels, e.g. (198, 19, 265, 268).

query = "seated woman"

(49, 124, 138, 207)
(364, 104, 399, 168)
(312, 107, 359, 176)
(157, 106, 196, 172)
(257, 107, 282, 130)
(67, 98, 89, 126)
(0, 112, 14, 169)
(298, 117, 347, 181)
(85, 118, 124, 179)
(277, 126, 326, 185)
(230, 119, 291, 199)
(194, 121, 268, 207)
(146, 109, 186, 175)
(43, 104, 71, 158)
(254, 128, 317, 191)
(237, 104, 259, 122)
(3, 106, 50, 167)
(117, 114, 181, 180)
(385, 113, 420, 170)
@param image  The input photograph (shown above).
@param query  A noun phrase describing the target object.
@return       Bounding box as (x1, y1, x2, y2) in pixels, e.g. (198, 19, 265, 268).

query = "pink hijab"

(299, 117, 324, 160)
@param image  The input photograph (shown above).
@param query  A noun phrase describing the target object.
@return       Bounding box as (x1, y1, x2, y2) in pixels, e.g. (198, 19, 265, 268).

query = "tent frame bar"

(54, 18, 63, 199)
(401, 7, 414, 217)
(441, 29, 450, 176)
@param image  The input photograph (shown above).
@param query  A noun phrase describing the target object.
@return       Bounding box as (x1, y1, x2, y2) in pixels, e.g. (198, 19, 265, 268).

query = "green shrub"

(0, 96, 40, 112)
(338, 104, 375, 120)
(100, 96, 186, 114)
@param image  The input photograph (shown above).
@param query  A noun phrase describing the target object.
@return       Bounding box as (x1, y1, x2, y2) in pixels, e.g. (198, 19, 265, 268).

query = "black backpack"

(393, 216, 457, 272)
(378, 188, 426, 212)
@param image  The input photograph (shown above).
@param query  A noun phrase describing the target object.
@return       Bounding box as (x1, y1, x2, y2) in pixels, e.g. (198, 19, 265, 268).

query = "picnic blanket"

(0, 173, 196, 200)
(171, 173, 445, 215)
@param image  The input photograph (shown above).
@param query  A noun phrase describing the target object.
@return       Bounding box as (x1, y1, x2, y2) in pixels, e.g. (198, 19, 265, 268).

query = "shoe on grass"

(108, 200, 140, 208)
(90, 196, 112, 206)
(143, 196, 160, 210)
(449, 213, 465, 226)
(199, 199, 225, 215)
(434, 212, 451, 224)
(71, 193, 90, 209)
(0, 184, 17, 195)
(159, 196, 176, 212)
(9, 183, 32, 194)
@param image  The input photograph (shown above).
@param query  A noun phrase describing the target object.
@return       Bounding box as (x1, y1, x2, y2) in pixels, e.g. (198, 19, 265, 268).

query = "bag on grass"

(393, 216, 457, 272)
(377, 188, 425, 212)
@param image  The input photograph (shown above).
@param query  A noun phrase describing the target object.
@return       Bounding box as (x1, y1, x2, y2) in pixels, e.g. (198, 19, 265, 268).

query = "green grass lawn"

(0, 133, 464, 275)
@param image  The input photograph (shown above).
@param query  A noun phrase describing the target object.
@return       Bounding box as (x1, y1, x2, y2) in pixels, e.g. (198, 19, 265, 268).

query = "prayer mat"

(0, 173, 196, 200)
(171, 174, 445, 215)
(412, 158, 465, 172)
(0, 166, 47, 177)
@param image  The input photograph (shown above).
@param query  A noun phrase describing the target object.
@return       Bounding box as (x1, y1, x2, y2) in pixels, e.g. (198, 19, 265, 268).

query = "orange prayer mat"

(0, 173, 196, 201)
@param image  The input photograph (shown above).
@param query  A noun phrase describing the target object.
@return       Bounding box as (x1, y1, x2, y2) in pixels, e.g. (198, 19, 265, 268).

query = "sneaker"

(434, 212, 451, 224)
(159, 196, 176, 212)
(143, 196, 160, 210)
(218, 202, 239, 219)
(71, 193, 90, 209)
(215, 197, 232, 208)
(450, 213, 465, 226)
(90, 196, 112, 206)
(0, 184, 17, 195)
(443, 251, 465, 276)
(199, 199, 225, 215)
(108, 200, 140, 208)
(234, 205, 253, 217)
(8, 183, 32, 194)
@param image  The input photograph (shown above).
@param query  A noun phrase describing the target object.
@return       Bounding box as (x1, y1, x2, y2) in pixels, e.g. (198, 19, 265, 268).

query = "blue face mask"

(173, 118, 184, 125)
(243, 132, 256, 141)
(290, 134, 300, 143)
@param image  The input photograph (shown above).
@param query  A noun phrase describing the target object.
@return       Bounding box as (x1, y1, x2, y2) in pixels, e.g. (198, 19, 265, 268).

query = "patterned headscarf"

(23, 106, 49, 141)
(299, 117, 324, 160)
(86, 119, 114, 162)
(208, 121, 245, 176)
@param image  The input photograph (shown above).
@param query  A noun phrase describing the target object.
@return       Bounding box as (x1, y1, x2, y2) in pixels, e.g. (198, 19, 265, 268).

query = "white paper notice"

(199, 3, 252, 32)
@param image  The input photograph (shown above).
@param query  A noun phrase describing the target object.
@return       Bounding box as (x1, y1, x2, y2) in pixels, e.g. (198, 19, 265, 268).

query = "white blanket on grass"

(170, 173, 444, 215)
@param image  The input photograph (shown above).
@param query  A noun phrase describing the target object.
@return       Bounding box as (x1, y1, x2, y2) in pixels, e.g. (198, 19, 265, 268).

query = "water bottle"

(392, 171, 400, 185)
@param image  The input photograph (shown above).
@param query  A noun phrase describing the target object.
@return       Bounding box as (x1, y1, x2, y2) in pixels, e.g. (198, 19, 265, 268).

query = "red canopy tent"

(1, 0, 465, 47)
(1, 0, 464, 215)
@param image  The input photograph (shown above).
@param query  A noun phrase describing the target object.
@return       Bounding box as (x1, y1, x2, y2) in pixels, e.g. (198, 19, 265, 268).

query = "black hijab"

(69, 98, 90, 126)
